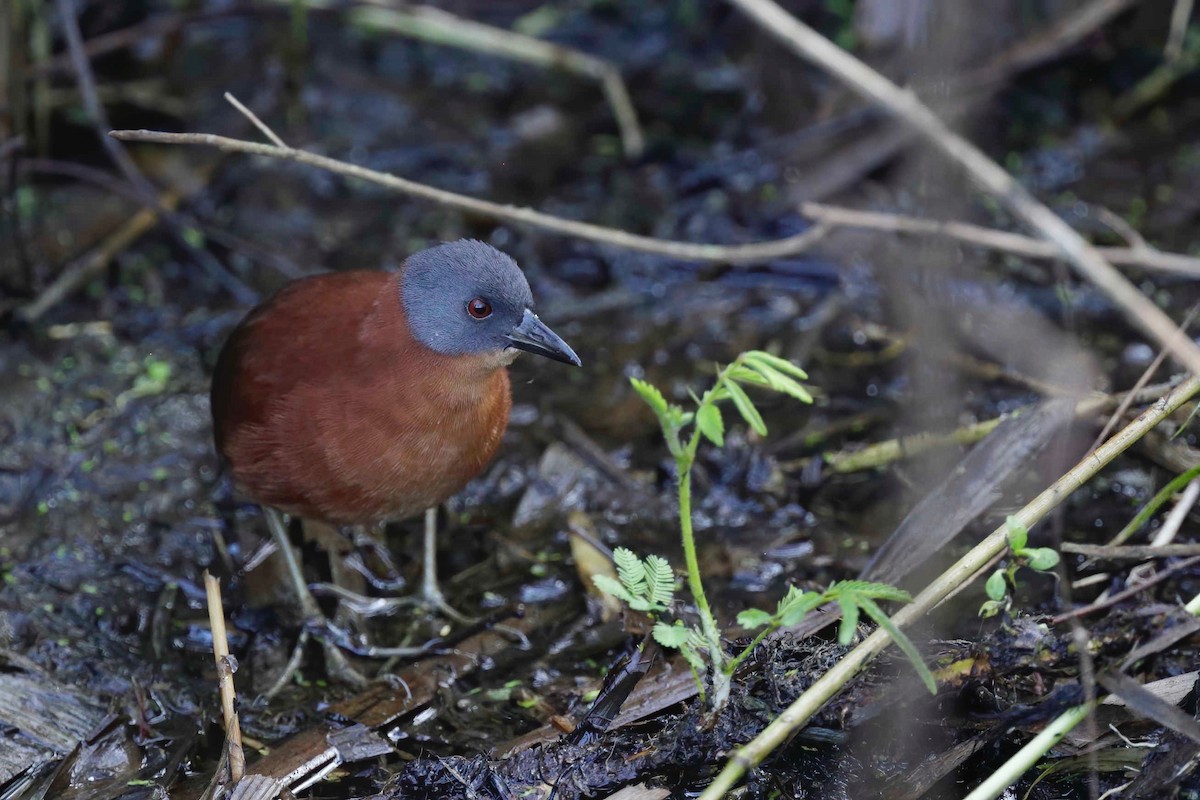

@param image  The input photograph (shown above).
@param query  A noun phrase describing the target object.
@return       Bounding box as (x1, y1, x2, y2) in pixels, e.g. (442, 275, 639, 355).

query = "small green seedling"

(598, 351, 936, 711)
(979, 516, 1060, 618)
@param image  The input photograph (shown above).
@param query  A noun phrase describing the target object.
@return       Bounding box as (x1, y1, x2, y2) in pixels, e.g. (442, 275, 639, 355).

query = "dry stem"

(204, 571, 246, 784)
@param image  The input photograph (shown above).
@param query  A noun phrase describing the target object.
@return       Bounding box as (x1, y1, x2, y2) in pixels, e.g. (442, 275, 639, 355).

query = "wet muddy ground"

(3, 1, 1200, 798)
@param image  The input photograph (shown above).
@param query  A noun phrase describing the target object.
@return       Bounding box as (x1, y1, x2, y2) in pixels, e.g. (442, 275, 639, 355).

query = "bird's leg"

(420, 506, 476, 624)
(305, 509, 476, 625)
(263, 508, 368, 687)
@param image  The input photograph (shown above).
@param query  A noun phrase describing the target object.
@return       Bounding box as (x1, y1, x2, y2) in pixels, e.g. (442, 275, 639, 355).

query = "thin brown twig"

(728, 0, 1200, 377)
(1050, 555, 1200, 623)
(223, 91, 286, 148)
(108, 126, 1200, 280)
(802, 202, 1200, 278)
(108, 128, 833, 262)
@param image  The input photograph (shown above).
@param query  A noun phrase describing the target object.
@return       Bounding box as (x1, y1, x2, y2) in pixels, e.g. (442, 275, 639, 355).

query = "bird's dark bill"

(506, 309, 581, 366)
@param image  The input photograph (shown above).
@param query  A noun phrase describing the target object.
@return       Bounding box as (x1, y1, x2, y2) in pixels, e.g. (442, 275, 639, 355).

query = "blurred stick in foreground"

(726, 0, 1200, 377)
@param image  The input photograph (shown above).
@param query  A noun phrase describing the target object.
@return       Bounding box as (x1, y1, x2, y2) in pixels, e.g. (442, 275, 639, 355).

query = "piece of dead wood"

(227, 774, 290, 800)
(1120, 615, 1200, 671)
(1123, 728, 1200, 799)
(494, 659, 698, 759)
(881, 734, 990, 800)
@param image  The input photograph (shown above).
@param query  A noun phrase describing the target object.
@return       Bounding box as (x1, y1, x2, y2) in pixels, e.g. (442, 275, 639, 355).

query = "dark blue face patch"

(400, 240, 536, 356)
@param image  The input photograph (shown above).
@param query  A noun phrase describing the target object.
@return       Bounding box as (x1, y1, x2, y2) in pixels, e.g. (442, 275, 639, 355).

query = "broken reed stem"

(278, 0, 644, 158)
(727, 0, 1200, 377)
(204, 571, 246, 784)
(699, 374, 1200, 799)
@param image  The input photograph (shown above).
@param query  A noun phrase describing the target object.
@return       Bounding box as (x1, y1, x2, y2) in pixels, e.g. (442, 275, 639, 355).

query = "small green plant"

(979, 516, 1060, 618)
(598, 351, 936, 710)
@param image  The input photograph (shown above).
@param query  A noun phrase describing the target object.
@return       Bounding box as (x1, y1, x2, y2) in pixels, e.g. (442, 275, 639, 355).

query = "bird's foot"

(319, 637, 370, 688)
(310, 581, 478, 625)
(418, 581, 477, 626)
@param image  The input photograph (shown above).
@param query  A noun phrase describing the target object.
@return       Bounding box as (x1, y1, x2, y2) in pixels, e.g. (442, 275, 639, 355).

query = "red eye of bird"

(467, 298, 492, 319)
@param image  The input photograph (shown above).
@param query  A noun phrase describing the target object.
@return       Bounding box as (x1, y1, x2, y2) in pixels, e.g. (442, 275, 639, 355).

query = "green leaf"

(613, 547, 646, 594)
(696, 404, 725, 446)
(985, 569, 1008, 602)
(686, 627, 711, 653)
(742, 361, 813, 404)
(830, 580, 913, 604)
(978, 599, 1004, 618)
(644, 555, 677, 607)
(857, 596, 937, 695)
(1025, 547, 1060, 571)
(630, 378, 669, 419)
(606, 548, 673, 612)
(679, 643, 709, 692)
(744, 351, 809, 380)
(592, 574, 634, 604)
(653, 621, 690, 649)
(737, 608, 773, 629)
(1005, 516, 1029, 552)
(777, 588, 824, 627)
(630, 596, 660, 612)
(722, 378, 768, 436)
(836, 596, 860, 645)
(725, 366, 771, 387)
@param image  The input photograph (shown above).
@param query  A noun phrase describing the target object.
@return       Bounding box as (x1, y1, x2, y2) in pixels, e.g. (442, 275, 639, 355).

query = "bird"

(211, 239, 580, 678)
